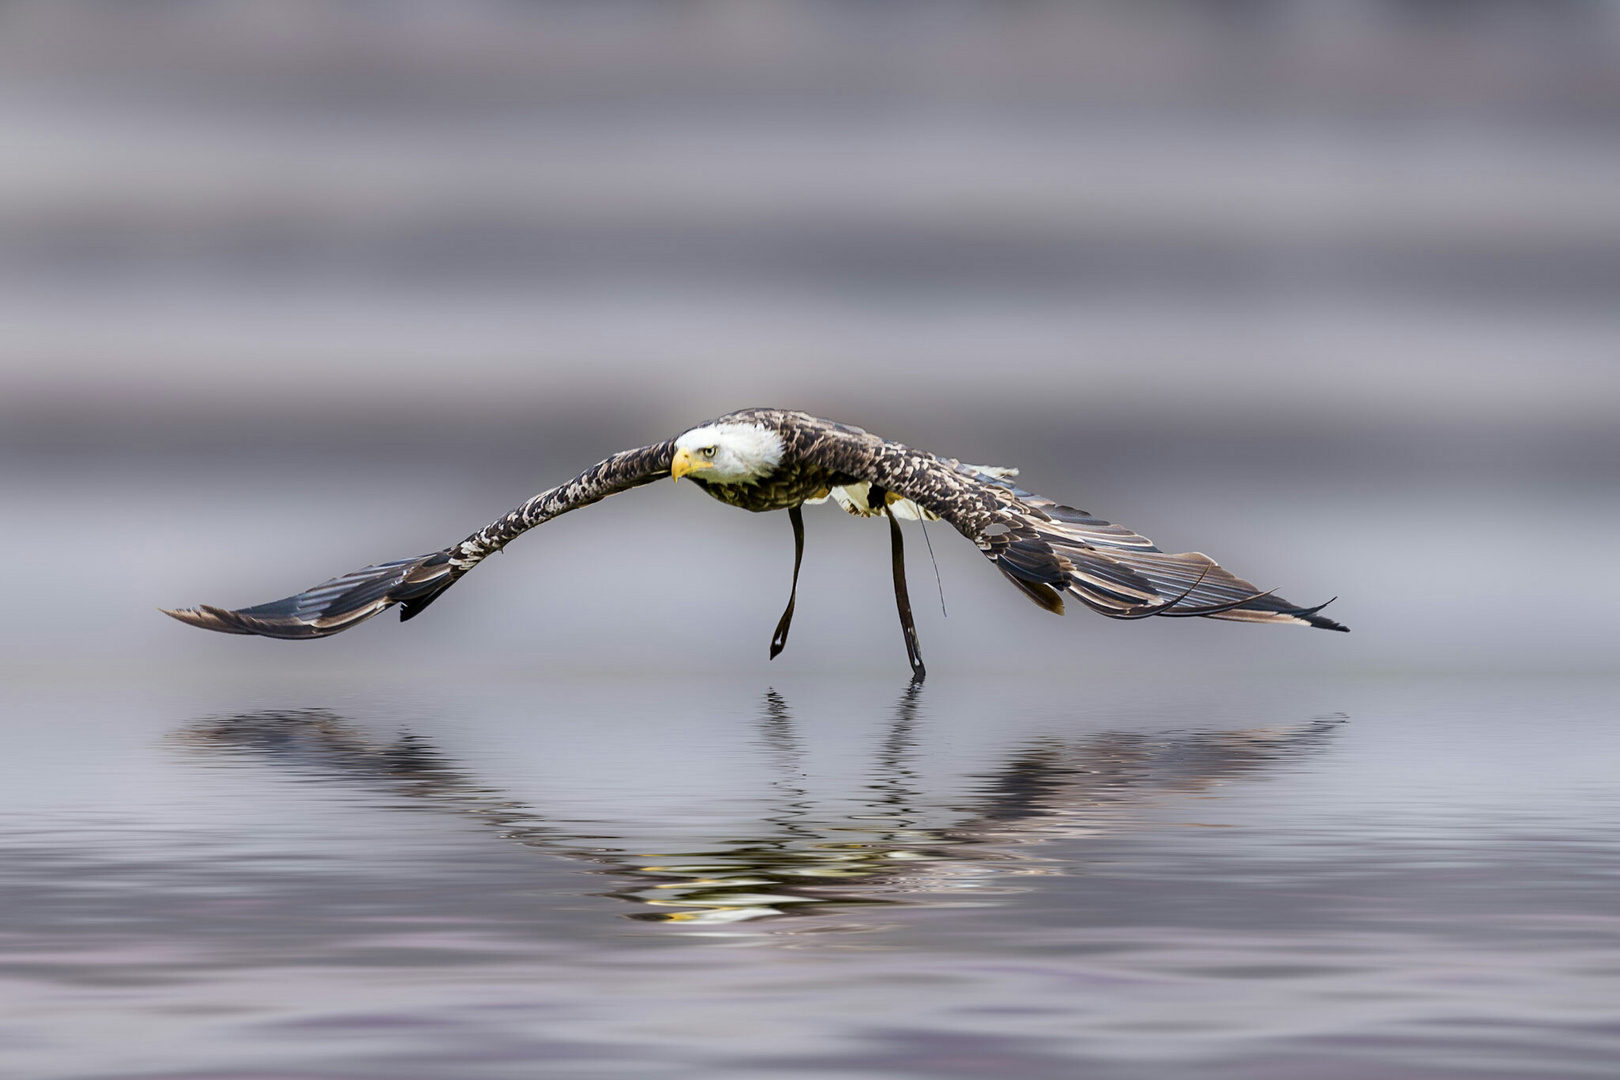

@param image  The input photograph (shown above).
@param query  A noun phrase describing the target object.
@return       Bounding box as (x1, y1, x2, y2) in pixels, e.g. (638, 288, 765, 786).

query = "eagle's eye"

(700, 446, 717, 459)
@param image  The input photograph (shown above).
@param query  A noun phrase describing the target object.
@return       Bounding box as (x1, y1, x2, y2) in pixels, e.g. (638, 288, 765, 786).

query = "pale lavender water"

(3, 450, 1618, 1079)
(4, 664, 1618, 1080)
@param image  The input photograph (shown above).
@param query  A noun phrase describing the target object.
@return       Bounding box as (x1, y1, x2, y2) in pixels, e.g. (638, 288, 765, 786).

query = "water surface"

(4, 670, 1617, 1079)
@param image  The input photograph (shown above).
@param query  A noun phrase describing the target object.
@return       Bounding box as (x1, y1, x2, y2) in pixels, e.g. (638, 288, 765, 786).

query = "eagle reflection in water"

(173, 690, 1343, 928)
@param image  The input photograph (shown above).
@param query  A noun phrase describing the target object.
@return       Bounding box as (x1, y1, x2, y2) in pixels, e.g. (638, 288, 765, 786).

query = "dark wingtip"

(1291, 597, 1349, 632)
(162, 550, 458, 641)
(161, 602, 315, 638)
(160, 606, 255, 635)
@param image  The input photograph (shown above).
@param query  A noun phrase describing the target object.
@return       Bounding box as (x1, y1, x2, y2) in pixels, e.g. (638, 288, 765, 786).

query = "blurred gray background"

(2, 0, 1616, 677)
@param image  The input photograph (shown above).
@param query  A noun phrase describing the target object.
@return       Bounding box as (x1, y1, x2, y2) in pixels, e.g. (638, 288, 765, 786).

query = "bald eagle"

(164, 409, 1346, 677)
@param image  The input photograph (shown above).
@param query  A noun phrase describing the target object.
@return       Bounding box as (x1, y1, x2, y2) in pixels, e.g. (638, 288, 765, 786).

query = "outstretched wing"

(163, 440, 676, 640)
(954, 478, 1346, 629)
(162, 552, 459, 638)
(769, 411, 1345, 631)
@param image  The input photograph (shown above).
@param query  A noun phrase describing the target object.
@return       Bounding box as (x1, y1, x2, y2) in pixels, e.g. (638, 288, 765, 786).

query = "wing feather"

(164, 442, 675, 640)
(772, 412, 1346, 632)
(991, 479, 1346, 630)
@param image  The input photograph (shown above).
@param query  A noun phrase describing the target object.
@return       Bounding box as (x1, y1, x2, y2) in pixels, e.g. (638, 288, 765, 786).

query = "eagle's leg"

(880, 498, 926, 682)
(769, 504, 805, 660)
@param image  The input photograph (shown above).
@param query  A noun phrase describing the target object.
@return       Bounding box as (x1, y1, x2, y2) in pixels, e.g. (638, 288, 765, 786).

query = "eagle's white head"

(671, 422, 784, 484)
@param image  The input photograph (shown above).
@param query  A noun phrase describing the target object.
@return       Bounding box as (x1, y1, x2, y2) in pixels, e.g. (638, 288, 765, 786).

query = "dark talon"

(770, 505, 805, 660)
(882, 498, 926, 682)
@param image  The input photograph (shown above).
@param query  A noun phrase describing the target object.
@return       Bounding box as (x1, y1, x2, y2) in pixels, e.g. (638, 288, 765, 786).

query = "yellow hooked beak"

(671, 447, 714, 481)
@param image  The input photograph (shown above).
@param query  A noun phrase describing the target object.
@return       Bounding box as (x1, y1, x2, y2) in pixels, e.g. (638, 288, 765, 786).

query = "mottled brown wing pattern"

(163, 441, 676, 640)
(746, 410, 1345, 631)
(963, 476, 1345, 629)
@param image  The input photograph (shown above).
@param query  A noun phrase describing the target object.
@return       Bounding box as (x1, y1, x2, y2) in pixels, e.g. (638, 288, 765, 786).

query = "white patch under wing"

(823, 482, 941, 521)
(812, 463, 1016, 520)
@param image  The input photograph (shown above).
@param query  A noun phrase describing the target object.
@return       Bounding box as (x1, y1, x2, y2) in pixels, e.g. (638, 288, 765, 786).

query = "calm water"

(2, 449, 1616, 1077)
(3, 668, 1617, 1079)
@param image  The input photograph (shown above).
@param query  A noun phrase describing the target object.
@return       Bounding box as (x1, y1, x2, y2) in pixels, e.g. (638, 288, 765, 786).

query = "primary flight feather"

(164, 409, 1346, 677)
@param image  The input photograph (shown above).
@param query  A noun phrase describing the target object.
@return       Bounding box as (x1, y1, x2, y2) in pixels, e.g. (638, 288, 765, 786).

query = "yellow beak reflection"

(671, 447, 713, 481)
